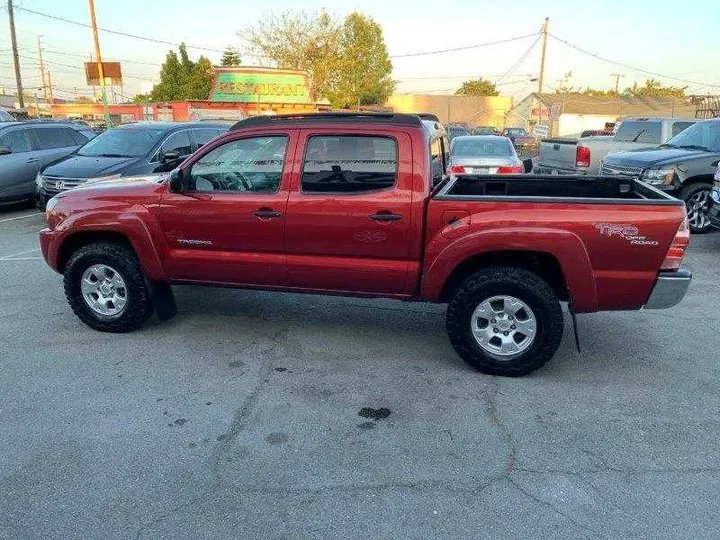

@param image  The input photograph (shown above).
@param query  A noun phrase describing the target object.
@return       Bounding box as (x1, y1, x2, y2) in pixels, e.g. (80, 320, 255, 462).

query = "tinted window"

(671, 121, 694, 138)
(68, 129, 91, 145)
(189, 136, 288, 193)
(158, 131, 192, 159)
(302, 136, 397, 193)
(77, 128, 166, 157)
(191, 128, 222, 150)
(430, 137, 445, 184)
(451, 138, 513, 157)
(0, 129, 33, 153)
(36, 127, 77, 149)
(614, 121, 662, 144)
(666, 121, 720, 152)
(447, 127, 471, 140)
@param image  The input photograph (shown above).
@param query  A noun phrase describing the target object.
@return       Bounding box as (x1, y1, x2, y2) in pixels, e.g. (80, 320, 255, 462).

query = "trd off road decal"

(594, 223, 659, 246)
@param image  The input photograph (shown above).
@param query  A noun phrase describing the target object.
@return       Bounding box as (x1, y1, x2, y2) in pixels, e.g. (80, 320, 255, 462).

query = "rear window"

(614, 121, 662, 144)
(301, 135, 397, 193)
(451, 138, 513, 157)
(35, 127, 78, 149)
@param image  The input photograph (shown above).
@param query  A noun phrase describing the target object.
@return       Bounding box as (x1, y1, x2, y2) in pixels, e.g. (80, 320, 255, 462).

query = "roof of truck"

(230, 112, 424, 131)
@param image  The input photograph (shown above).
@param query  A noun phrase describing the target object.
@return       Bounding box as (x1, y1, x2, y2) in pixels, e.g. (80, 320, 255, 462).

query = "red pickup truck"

(40, 113, 692, 376)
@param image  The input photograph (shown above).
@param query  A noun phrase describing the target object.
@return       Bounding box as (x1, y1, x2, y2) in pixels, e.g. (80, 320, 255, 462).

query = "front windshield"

(505, 128, 525, 136)
(664, 121, 720, 152)
(451, 138, 513, 157)
(76, 128, 166, 157)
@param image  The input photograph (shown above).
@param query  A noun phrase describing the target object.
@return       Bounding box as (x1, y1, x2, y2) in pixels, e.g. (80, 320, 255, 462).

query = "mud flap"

(568, 299, 581, 353)
(145, 278, 177, 321)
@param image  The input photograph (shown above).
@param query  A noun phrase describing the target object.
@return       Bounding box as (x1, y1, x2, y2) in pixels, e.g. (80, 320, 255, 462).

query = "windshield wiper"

(677, 144, 710, 152)
(95, 153, 134, 158)
(658, 143, 678, 148)
(631, 129, 647, 142)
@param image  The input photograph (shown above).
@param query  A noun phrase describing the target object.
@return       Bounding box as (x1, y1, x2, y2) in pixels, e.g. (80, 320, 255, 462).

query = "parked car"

(538, 117, 696, 175)
(449, 135, 531, 175)
(39, 113, 692, 376)
(708, 162, 720, 229)
(446, 124, 472, 141)
(601, 118, 720, 233)
(0, 109, 15, 122)
(36, 121, 229, 209)
(472, 126, 500, 136)
(0, 120, 96, 205)
(502, 127, 536, 149)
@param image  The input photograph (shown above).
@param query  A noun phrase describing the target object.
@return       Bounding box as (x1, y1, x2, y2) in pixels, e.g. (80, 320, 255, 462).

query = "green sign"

(210, 70, 311, 104)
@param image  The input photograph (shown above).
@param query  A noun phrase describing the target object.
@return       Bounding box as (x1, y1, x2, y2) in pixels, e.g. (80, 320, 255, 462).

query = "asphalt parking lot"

(1, 205, 719, 540)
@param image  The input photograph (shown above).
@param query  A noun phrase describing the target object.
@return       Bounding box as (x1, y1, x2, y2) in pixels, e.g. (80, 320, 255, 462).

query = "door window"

(614, 121, 662, 144)
(35, 127, 78, 149)
(188, 136, 288, 193)
(301, 135, 397, 193)
(68, 129, 91, 146)
(190, 128, 223, 151)
(430, 136, 445, 185)
(156, 131, 192, 161)
(671, 121, 694, 138)
(0, 129, 33, 153)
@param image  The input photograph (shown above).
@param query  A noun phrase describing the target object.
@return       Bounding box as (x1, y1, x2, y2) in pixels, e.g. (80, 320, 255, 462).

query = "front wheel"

(681, 183, 713, 234)
(64, 242, 154, 332)
(446, 267, 564, 377)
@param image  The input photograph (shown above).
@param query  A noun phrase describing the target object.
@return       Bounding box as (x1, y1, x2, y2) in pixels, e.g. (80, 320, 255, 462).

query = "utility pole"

(37, 36, 48, 102)
(537, 17, 549, 95)
(47, 71, 54, 107)
(88, 0, 111, 128)
(7, 0, 25, 108)
(610, 73, 625, 94)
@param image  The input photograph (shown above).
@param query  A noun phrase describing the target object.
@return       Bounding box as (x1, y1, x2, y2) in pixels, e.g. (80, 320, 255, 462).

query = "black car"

(36, 121, 229, 209)
(601, 119, 720, 233)
(708, 164, 720, 229)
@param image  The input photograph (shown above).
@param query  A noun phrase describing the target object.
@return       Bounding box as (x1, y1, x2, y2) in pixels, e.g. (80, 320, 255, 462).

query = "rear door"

(0, 127, 38, 199)
(158, 130, 297, 286)
(284, 129, 414, 295)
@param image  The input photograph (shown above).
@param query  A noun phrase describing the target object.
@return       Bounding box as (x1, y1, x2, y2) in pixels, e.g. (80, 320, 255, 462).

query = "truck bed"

(434, 174, 681, 204)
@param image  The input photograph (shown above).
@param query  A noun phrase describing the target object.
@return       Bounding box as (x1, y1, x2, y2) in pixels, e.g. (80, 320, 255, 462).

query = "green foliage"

(623, 79, 687, 98)
(148, 43, 215, 101)
(244, 10, 394, 107)
(221, 46, 242, 67)
(131, 93, 150, 104)
(455, 78, 499, 97)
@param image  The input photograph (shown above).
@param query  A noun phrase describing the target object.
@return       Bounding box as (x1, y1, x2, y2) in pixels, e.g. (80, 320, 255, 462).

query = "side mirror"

(169, 168, 184, 192)
(522, 158, 533, 174)
(162, 150, 180, 163)
(0, 146, 12, 155)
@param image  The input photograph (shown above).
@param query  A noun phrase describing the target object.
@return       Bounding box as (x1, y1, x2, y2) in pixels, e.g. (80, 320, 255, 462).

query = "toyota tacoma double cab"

(40, 113, 692, 377)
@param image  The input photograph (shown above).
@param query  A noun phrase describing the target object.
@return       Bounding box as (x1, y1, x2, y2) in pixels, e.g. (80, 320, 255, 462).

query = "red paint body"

(39, 120, 687, 313)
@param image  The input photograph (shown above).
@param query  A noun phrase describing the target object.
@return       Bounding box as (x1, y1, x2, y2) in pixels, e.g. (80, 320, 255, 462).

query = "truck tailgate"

(538, 138, 577, 172)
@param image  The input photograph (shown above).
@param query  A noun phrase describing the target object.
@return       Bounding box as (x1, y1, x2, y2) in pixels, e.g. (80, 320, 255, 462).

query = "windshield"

(76, 128, 166, 157)
(505, 128, 526, 136)
(451, 138, 513, 157)
(664, 121, 720, 152)
(614, 121, 662, 144)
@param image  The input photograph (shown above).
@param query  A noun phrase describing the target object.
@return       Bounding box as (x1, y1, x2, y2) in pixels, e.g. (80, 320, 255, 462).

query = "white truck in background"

(537, 117, 696, 175)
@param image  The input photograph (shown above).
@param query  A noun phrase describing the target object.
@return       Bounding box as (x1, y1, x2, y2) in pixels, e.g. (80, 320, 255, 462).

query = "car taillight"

(497, 165, 524, 174)
(660, 216, 690, 270)
(449, 165, 466, 174)
(576, 145, 591, 168)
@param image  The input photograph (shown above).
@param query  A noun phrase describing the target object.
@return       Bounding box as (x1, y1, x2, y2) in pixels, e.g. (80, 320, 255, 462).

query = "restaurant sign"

(209, 68, 312, 104)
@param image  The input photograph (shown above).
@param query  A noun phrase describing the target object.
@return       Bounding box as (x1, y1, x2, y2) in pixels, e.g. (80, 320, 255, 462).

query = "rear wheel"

(64, 242, 153, 332)
(681, 183, 713, 234)
(446, 267, 564, 377)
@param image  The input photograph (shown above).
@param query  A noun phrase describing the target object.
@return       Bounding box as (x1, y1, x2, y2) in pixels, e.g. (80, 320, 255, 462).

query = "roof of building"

(518, 92, 697, 118)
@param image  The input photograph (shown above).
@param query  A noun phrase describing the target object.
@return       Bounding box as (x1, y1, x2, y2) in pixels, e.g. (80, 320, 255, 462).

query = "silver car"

(449, 135, 529, 175)
(0, 121, 96, 205)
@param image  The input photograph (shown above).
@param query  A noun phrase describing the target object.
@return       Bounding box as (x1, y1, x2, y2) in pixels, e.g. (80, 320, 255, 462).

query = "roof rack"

(230, 112, 422, 131)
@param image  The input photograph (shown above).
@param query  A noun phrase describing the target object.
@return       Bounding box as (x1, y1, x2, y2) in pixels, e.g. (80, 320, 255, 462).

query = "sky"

(0, 0, 718, 102)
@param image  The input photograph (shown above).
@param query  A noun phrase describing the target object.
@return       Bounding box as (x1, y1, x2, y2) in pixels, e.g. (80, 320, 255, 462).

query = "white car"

(449, 135, 531, 175)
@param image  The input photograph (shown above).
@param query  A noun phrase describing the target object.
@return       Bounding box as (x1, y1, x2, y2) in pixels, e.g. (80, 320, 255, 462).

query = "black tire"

(446, 267, 564, 377)
(63, 242, 154, 332)
(681, 183, 713, 234)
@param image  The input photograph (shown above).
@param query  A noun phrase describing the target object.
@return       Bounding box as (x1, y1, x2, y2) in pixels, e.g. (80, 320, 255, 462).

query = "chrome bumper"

(644, 269, 692, 309)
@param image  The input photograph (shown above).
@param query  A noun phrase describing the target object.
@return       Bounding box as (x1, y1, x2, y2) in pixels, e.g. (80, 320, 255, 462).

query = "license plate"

(468, 167, 489, 174)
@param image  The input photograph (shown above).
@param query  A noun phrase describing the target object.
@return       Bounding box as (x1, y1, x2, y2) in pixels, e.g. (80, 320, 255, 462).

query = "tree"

(148, 43, 215, 101)
(624, 79, 687, 98)
(455, 78, 499, 97)
(243, 10, 394, 107)
(221, 46, 242, 66)
(131, 93, 150, 104)
(323, 12, 395, 108)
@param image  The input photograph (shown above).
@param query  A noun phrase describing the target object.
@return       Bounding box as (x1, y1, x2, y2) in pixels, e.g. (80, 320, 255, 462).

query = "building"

(505, 93, 697, 137)
(386, 94, 512, 127)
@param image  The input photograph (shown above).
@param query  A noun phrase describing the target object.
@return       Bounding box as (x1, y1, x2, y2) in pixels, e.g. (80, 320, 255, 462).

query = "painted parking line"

(0, 213, 42, 224)
(0, 257, 42, 261)
(0, 248, 41, 261)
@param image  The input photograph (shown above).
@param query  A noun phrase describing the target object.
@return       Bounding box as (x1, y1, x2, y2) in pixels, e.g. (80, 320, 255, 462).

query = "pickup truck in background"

(537, 117, 696, 175)
(40, 113, 691, 377)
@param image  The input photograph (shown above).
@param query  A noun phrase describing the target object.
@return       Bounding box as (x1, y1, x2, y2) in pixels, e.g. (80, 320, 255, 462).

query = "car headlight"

(35, 171, 44, 187)
(641, 168, 676, 185)
(85, 174, 121, 184)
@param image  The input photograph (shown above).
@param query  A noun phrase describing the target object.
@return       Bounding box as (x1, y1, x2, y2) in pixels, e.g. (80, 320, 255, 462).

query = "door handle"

(253, 209, 282, 218)
(369, 211, 402, 222)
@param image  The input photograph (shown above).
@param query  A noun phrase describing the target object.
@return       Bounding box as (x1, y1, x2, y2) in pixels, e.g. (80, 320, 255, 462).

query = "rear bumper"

(644, 268, 692, 309)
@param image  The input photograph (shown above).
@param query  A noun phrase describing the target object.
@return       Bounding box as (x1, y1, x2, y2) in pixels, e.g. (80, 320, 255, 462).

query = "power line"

(496, 35, 541, 85)
(549, 33, 720, 89)
(13, 5, 225, 54)
(390, 33, 539, 58)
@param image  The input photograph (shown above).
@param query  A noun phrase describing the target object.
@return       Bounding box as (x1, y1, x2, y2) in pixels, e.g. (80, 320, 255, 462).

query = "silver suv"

(0, 121, 96, 205)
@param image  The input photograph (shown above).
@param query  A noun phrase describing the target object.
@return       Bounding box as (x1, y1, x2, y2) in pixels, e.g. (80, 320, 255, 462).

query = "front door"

(285, 130, 414, 295)
(158, 131, 297, 286)
(0, 127, 38, 200)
